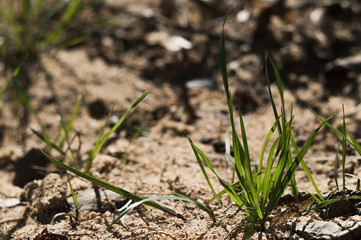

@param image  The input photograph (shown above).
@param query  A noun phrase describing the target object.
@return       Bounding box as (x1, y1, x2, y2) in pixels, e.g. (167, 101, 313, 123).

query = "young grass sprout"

(188, 13, 343, 237)
(40, 91, 214, 226)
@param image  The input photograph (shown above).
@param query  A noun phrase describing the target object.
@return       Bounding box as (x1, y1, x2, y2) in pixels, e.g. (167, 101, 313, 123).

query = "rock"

(67, 188, 127, 212)
(326, 54, 361, 71)
(0, 198, 21, 208)
(236, 9, 251, 23)
(301, 221, 340, 239)
(21, 173, 68, 223)
(145, 31, 192, 52)
(294, 219, 361, 240)
(185, 79, 217, 90)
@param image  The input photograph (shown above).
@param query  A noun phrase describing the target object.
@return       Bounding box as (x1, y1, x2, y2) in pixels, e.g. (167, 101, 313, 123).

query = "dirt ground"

(1, 0, 361, 239)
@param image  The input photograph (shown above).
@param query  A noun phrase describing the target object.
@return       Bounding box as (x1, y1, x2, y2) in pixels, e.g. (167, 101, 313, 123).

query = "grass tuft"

(188, 13, 335, 236)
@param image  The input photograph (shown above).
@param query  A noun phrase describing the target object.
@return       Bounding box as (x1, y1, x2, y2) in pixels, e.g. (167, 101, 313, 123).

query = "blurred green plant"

(0, 0, 91, 123)
(0, 0, 84, 69)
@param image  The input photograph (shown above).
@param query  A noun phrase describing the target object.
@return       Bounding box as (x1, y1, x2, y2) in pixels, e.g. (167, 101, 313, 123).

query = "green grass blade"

(219, 10, 237, 134)
(296, 186, 322, 203)
(309, 108, 355, 147)
(59, 94, 82, 148)
(257, 120, 278, 187)
(192, 142, 246, 209)
(219, 13, 257, 210)
(260, 137, 279, 208)
(285, 114, 298, 198)
(349, 135, 361, 155)
(267, 53, 284, 107)
(341, 105, 346, 190)
(32, 129, 64, 155)
(84, 91, 148, 172)
(311, 107, 361, 156)
(291, 133, 325, 201)
(220, 11, 231, 103)
(305, 196, 361, 212)
(59, 115, 77, 167)
(238, 110, 253, 183)
(188, 137, 222, 205)
(42, 150, 177, 217)
(208, 181, 241, 204)
(334, 139, 341, 190)
(66, 171, 79, 220)
(48, 0, 82, 45)
(271, 114, 335, 210)
(96, 104, 114, 145)
(237, 110, 259, 215)
(173, 193, 215, 221)
(38, 1, 68, 27)
(110, 195, 214, 229)
(66, 172, 77, 206)
(265, 53, 281, 133)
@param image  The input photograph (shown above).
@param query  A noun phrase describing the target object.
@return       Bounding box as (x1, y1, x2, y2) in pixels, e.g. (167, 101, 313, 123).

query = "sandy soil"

(1, 0, 361, 239)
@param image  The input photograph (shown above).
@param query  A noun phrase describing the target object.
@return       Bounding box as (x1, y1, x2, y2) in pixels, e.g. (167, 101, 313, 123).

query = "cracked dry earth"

(1, 0, 361, 239)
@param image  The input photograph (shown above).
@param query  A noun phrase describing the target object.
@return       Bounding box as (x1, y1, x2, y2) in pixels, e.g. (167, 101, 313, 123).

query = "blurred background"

(1, 0, 361, 115)
(0, 0, 361, 143)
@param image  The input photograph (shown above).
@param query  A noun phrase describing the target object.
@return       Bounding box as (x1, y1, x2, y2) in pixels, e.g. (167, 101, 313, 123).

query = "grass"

(188, 13, 361, 238)
(40, 91, 214, 226)
(0, 0, 92, 124)
(0, 0, 84, 69)
(19, 8, 361, 237)
(32, 94, 82, 165)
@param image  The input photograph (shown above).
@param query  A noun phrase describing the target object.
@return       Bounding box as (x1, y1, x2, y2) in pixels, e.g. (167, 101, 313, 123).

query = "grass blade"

(96, 104, 114, 145)
(271, 114, 335, 211)
(42, 150, 177, 217)
(309, 108, 355, 147)
(66, 171, 79, 221)
(32, 129, 64, 155)
(256, 120, 278, 187)
(291, 133, 325, 201)
(341, 104, 346, 190)
(188, 137, 222, 205)
(305, 196, 361, 211)
(192, 141, 246, 209)
(48, 0, 82, 45)
(334, 139, 341, 190)
(265, 53, 281, 133)
(84, 91, 148, 172)
(266, 53, 284, 107)
(109, 195, 214, 229)
(59, 94, 82, 148)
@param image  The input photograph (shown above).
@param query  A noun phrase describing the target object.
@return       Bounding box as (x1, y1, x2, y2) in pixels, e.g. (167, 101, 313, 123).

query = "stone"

(21, 173, 67, 223)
